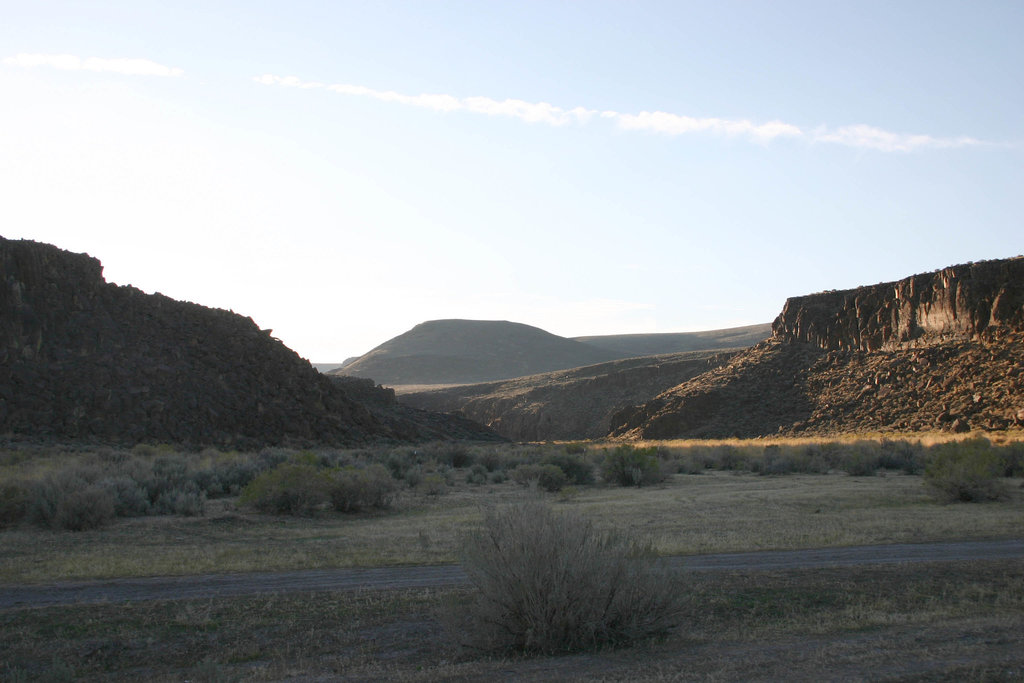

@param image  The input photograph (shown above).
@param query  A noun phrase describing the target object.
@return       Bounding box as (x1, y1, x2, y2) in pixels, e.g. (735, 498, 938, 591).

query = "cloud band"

(255, 74, 984, 152)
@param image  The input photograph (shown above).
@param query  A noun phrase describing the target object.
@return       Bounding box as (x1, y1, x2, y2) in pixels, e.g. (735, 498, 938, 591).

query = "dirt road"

(2, 538, 1022, 609)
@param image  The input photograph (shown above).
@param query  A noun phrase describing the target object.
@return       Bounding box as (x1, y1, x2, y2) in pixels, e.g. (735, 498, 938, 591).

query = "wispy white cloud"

(255, 74, 985, 152)
(616, 111, 802, 142)
(809, 124, 983, 152)
(3, 53, 183, 77)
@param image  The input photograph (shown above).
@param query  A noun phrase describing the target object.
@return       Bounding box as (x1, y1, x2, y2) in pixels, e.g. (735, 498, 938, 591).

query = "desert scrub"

(0, 481, 30, 528)
(240, 463, 334, 515)
(541, 450, 594, 485)
(329, 464, 396, 512)
(923, 438, 1012, 503)
(601, 445, 666, 486)
(510, 463, 567, 492)
(459, 501, 684, 653)
(239, 461, 397, 515)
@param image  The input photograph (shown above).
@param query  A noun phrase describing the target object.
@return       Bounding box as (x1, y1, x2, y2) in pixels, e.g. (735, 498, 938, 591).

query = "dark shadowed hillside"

(0, 238, 499, 448)
(573, 323, 772, 357)
(399, 349, 741, 441)
(611, 257, 1024, 439)
(330, 319, 624, 386)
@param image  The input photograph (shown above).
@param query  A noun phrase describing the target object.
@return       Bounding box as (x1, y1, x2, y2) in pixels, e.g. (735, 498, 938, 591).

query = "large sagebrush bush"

(329, 464, 396, 512)
(459, 501, 685, 653)
(239, 463, 333, 515)
(511, 463, 567, 492)
(924, 439, 1011, 503)
(601, 445, 665, 486)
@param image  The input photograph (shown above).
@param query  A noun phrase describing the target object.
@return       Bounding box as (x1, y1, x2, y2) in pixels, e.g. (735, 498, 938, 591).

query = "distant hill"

(573, 324, 772, 357)
(332, 319, 772, 387)
(330, 320, 624, 386)
(0, 238, 500, 448)
(611, 257, 1024, 439)
(399, 349, 741, 441)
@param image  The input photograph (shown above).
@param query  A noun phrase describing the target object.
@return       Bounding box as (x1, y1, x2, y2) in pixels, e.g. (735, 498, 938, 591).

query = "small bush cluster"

(601, 445, 666, 487)
(460, 501, 684, 653)
(240, 461, 396, 515)
(511, 463, 567, 492)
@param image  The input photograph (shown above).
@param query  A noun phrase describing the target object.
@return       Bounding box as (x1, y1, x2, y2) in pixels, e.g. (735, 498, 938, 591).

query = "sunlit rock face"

(772, 257, 1024, 352)
(611, 257, 1024, 440)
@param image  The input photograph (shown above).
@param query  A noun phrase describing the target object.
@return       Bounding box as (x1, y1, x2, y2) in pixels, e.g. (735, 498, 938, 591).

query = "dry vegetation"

(2, 434, 1023, 680)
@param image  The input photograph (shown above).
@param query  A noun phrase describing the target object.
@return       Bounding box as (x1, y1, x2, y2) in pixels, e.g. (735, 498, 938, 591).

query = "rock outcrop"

(0, 238, 499, 448)
(772, 258, 1024, 351)
(612, 257, 1024, 439)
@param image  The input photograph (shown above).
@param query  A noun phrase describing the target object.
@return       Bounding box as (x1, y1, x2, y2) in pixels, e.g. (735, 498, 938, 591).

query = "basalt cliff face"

(0, 238, 498, 448)
(772, 259, 1024, 351)
(612, 258, 1024, 439)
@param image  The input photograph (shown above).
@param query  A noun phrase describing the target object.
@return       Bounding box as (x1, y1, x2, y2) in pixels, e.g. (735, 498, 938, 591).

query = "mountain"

(611, 257, 1024, 439)
(330, 319, 624, 386)
(399, 349, 741, 442)
(572, 323, 772, 357)
(0, 237, 500, 448)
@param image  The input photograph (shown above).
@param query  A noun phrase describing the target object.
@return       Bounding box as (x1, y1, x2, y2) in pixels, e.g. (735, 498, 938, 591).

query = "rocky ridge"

(0, 238, 499, 448)
(612, 257, 1024, 439)
(400, 349, 740, 442)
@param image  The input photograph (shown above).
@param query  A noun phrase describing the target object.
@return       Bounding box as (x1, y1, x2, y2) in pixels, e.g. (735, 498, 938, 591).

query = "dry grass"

(2, 561, 1022, 681)
(2, 466, 1022, 583)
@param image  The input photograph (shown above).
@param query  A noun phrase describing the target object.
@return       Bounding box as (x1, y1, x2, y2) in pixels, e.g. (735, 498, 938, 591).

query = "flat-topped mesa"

(771, 257, 1024, 352)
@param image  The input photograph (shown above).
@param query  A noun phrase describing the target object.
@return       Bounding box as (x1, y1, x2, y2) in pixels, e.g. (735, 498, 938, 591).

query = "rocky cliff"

(0, 238, 499, 448)
(612, 257, 1024, 439)
(772, 258, 1024, 351)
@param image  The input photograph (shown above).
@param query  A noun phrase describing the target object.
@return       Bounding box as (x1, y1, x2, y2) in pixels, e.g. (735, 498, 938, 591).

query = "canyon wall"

(0, 238, 497, 447)
(772, 257, 1024, 351)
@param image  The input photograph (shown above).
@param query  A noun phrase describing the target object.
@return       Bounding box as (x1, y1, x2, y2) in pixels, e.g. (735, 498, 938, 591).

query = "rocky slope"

(400, 349, 740, 442)
(612, 257, 1024, 439)
(332, 319, 624, 386)
(0, 238, 499, 448)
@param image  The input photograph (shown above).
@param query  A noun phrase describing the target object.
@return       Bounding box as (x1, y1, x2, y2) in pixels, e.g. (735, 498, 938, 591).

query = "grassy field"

(3, 561, 1022, 681)
(2, 435, 1023, 680)
(2, 467, 1023, 583)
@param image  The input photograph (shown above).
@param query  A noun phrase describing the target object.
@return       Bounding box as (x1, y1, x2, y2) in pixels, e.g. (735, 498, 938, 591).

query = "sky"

(2, 1, 1022, 363)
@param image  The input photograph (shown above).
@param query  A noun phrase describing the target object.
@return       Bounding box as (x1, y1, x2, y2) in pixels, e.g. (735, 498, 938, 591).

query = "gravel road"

(3, 539, 1021, 609)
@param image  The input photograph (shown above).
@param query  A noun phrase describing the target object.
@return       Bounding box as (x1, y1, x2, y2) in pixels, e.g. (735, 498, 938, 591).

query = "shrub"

(154, 483, 207, 517)
(99, 475, 152, 517)
(924, 439, 1011, 503)
(877, 439, 924, 474)
(417, 473, 447, 496)
(836, 442, 881, 476)
(601, 445, 665, 486)
(54, 486, 115, 531)
(239, 463, 333, 515)
(541, 452, 594, 486)
(467, 464, 489, 485)
(459, 501, 684, 653)
(0, 481, 30, 528)
(511, 463, 567, 492)
(329, 464, 396, 513)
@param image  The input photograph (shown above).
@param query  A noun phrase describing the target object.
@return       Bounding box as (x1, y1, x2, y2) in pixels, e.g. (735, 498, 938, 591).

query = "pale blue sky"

(2, 1, 1021, 361)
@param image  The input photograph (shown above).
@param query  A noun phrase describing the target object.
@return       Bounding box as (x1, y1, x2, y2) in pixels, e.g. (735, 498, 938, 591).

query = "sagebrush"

(459, 501, 685, 653)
